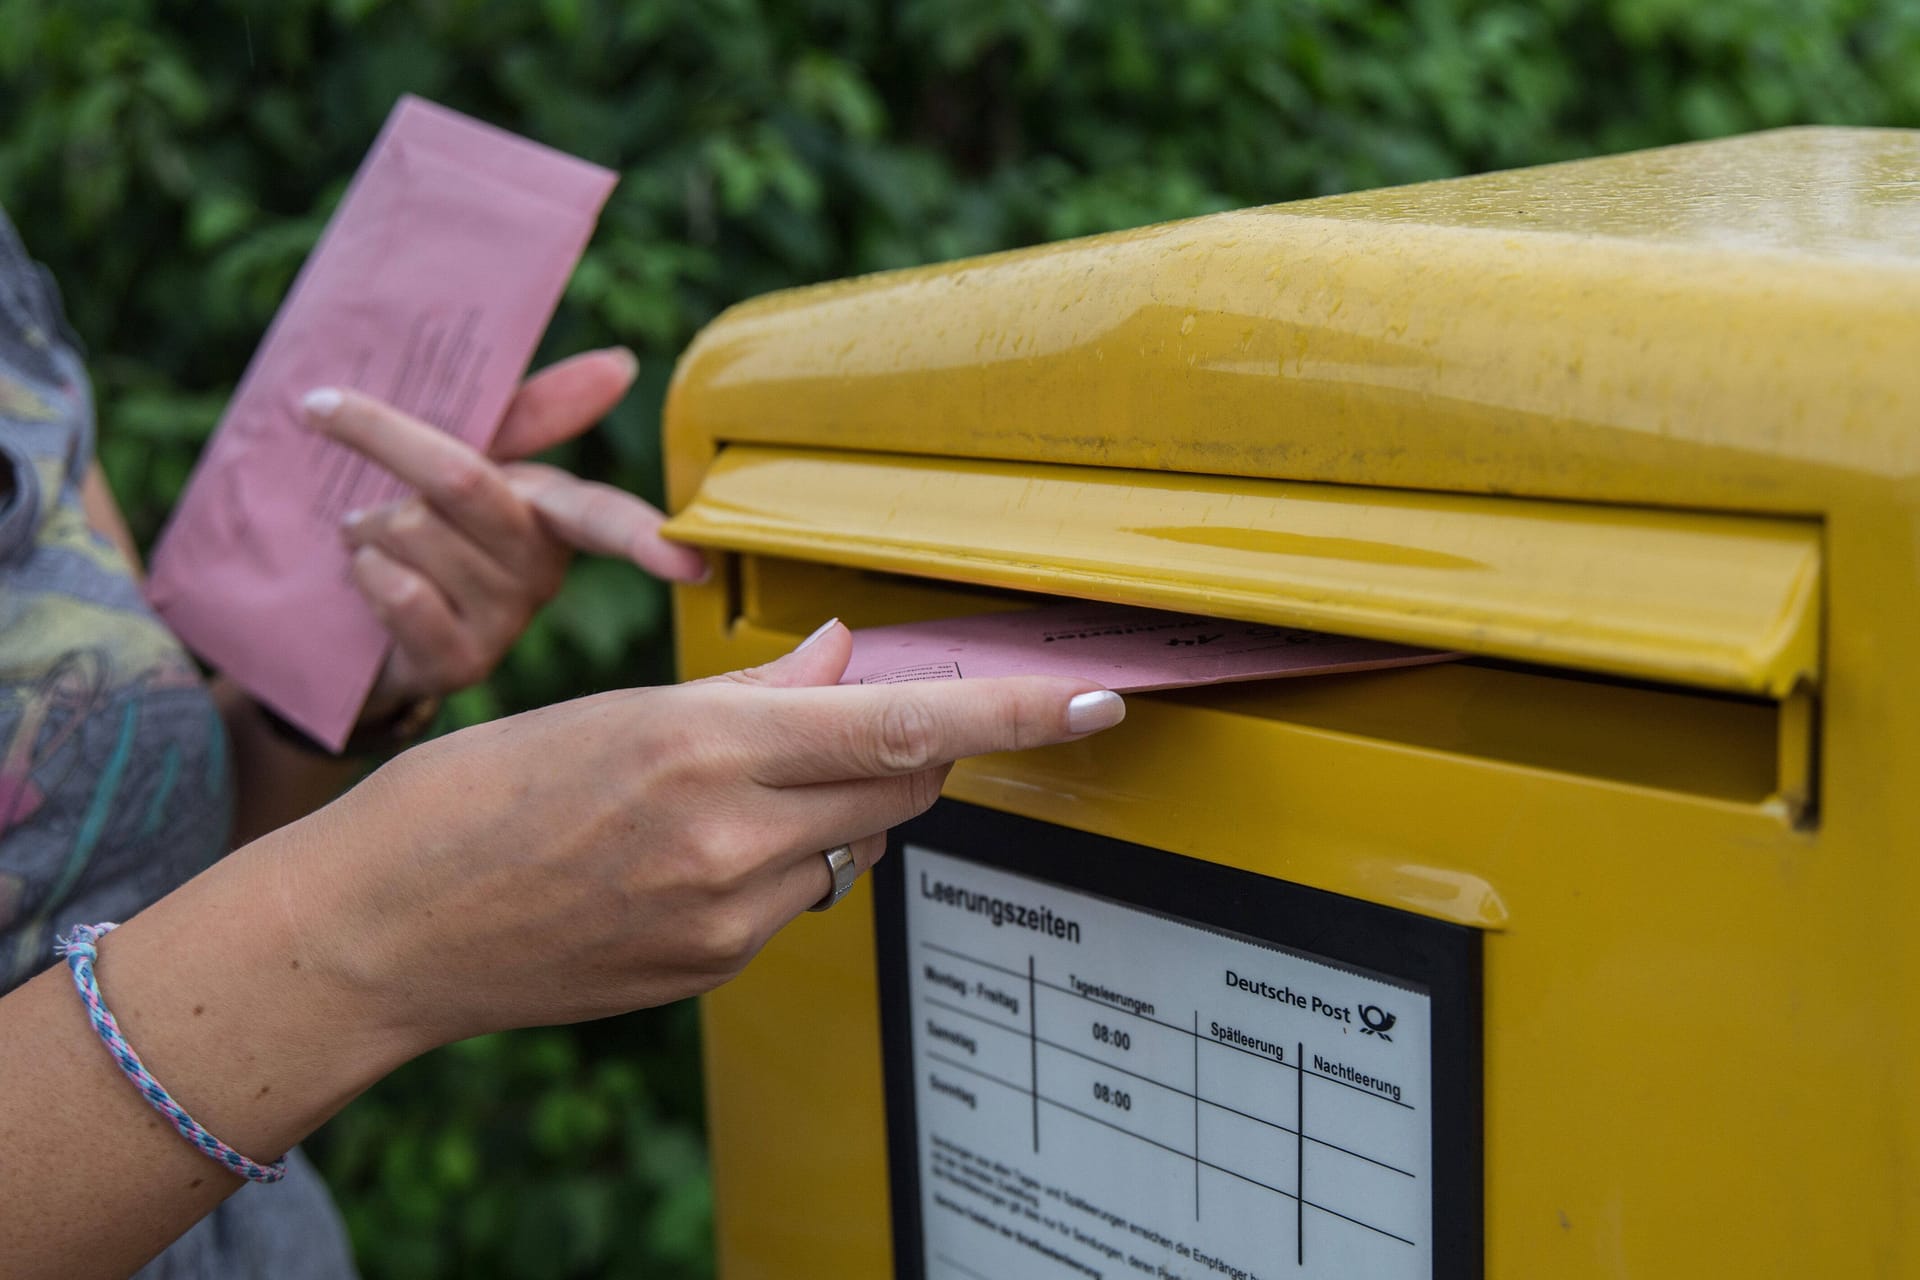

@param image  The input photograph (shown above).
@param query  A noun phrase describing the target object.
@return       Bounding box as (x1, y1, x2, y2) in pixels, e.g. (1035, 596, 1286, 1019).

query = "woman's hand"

(290, 620, 1126, 1050)
(0, 624, 1122, 1278)
(302, 348, 707, 723)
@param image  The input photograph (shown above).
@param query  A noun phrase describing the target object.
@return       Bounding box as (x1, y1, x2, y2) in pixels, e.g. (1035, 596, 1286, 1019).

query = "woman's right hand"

(286, 618, 1126, 1055)
(0, 619, 1123, 1279)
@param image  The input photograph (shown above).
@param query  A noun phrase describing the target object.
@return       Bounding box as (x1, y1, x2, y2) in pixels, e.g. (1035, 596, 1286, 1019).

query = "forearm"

(0, 809, 419, 1279)
(213, 677, 370, 847)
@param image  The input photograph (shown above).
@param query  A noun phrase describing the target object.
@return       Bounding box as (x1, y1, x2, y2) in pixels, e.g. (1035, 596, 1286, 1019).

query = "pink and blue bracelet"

(54, 922, 288, 1184)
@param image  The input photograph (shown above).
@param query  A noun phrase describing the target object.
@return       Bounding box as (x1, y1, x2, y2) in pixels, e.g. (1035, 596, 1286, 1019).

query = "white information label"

(903, 844, 1434, 1280)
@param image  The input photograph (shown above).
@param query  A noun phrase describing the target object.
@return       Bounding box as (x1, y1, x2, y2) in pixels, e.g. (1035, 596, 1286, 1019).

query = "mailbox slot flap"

(665, 445, 1821, 698)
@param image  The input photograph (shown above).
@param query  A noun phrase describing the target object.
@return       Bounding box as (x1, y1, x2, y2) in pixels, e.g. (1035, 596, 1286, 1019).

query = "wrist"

(264, 778, 452, 1065)
(259, 692, 441, 758)
(83, 819, 425, 1170)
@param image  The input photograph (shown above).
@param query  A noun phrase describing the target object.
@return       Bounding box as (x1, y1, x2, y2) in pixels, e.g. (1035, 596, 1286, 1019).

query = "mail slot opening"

(730, 554, 1812, 821)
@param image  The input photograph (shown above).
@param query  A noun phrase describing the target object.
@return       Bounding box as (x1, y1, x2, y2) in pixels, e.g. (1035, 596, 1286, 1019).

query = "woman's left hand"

(302, 348, 708, 723)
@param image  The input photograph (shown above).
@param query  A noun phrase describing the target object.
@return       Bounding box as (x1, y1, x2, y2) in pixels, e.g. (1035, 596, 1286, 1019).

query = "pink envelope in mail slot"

(146, 96, 616, 751)
(842, 601, 1457, 692)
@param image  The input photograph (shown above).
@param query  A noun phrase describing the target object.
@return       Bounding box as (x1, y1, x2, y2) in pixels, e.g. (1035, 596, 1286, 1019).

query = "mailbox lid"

(665, 445, 1820, 698)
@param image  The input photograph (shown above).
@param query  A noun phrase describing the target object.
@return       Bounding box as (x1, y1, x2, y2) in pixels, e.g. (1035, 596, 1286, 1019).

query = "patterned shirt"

(0, 207, 356, 1277)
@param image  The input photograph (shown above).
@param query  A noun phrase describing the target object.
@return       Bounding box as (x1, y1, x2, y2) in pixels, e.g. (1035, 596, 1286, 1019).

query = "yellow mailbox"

(662, 128, 1920, 1279)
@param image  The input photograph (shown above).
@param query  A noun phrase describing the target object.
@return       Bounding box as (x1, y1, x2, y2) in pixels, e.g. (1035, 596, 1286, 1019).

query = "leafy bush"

(4, 1, 1916, 1274)
(318, 1013, 713, 1280)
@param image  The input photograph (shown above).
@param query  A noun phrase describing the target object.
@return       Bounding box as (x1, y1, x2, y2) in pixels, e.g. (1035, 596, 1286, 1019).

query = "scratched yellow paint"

(667, 128, 1920, 1278)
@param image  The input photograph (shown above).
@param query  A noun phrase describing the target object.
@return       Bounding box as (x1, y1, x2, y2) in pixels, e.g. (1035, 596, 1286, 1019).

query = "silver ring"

(806, 844, 858, 912)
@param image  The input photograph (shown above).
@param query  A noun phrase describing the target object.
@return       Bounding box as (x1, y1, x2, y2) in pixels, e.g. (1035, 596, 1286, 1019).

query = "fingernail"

(609, 346, 639, 380)
(341, 508, 366, 531)
(690, 557, 714, 586)
(795, 617, 840, 653)
(1066, 690, 1125, 734)
(302, 387, 344, 420)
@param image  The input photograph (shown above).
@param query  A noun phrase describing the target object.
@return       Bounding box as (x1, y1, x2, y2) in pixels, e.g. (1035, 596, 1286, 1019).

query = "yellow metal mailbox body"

(664, 128, 1920, 1278)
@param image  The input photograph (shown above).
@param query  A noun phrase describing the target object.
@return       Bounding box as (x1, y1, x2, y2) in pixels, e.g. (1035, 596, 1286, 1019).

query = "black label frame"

(873, 799, 1484, 1280)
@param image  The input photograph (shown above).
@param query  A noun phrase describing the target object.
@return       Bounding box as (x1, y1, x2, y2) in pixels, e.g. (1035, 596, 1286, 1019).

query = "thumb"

(713, 619, 852, 690)
(507, 463, 710, 583)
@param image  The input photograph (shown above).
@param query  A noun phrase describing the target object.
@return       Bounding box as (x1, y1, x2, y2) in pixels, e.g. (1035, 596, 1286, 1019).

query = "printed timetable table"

(898, 845, 1436, 1280)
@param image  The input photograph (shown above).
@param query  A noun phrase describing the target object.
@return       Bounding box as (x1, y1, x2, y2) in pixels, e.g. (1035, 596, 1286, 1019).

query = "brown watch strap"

(258, 695, 442, 757)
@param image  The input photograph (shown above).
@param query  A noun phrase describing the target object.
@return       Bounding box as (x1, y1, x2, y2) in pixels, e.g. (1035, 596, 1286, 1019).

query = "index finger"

(730, 677, 1126, 788)
(303, 387, 529, 556)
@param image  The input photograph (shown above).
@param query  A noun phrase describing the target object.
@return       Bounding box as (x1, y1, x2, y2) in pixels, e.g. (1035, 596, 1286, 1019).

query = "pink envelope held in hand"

(843, 600, 1457, 692)
(146, 96, 616, 750)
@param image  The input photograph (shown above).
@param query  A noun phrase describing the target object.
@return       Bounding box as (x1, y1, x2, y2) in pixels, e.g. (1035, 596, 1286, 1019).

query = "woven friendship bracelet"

(54, 923, 288, 1184)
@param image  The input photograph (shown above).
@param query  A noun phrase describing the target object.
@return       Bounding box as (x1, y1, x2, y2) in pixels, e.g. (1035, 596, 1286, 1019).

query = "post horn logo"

(1358, 1004, 1396, 1042)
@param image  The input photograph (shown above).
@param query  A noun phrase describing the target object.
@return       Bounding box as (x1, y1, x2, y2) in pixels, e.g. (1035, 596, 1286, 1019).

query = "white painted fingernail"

(795, 617, 840, 653)
(341, 508, 366, 530)
(1067, 690, 1125, 734)
(302, 387, 344, 419)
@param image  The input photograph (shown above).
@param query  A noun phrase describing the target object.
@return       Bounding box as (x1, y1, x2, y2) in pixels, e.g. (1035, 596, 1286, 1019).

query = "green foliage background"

(3, 1, 1917, 1274)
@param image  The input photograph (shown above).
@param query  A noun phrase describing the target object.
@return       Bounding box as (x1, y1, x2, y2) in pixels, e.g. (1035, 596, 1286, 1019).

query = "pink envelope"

(843, 601, 1456, 691)
(147, 97, 616, 750)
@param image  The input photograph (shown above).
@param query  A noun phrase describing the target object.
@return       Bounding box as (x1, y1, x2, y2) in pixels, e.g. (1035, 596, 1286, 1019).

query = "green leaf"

(544, 558, 664, 670)
(186, 191, 254, 249)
